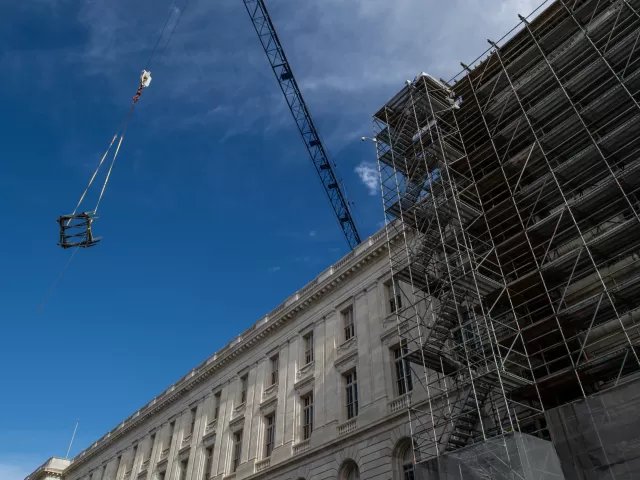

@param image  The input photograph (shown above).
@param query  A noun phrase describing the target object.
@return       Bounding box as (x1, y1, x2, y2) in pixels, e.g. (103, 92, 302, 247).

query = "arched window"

(339, 460, 360, 480)
(393, 438, 415, 480)
(401, 445, 414, 480)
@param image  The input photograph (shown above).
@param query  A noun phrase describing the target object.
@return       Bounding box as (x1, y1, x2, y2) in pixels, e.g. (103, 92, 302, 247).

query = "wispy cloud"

(309, 230, 317, 238)
(58, 0, 545, 141)
(268, 266, 281, 273)
(355, 162, 379, 196)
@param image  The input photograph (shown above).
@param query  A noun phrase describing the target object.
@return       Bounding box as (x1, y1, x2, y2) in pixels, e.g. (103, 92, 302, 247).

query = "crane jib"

(243, 0, 362, 250)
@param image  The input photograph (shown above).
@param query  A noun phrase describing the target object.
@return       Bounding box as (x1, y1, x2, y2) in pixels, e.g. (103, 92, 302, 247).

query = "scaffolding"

(374, 0, 640, 476)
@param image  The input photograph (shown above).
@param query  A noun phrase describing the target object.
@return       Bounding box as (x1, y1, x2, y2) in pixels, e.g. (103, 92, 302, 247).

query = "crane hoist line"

(56, 1, 187, 250)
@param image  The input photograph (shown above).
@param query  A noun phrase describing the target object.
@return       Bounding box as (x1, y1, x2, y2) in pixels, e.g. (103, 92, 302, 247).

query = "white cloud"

(0, 463, 30, 480)
(268, 266, 281, 273)
(63, 0, 548, 139)
(355, 162, 379, 196)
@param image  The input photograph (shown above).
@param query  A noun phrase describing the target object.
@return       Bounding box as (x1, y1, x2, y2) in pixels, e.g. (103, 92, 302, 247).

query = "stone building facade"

(27, 228, 422, 480)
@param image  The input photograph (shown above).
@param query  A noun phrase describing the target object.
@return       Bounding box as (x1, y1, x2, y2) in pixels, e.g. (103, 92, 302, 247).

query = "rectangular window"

(345, 371, 359, 420)
(147, 433, 155, 461)
(203, 447, 213, 480)
(240, 375, 248, 404)
(232, 431, 243, 473)
(387, 282, 402, 314)
(213, 392, 221, 420)
(129, 444, 137, 471)
(157, 471, 166, 480)
(190, 407, 197, 436)
(179, 459, 188, 480)
(166, 421, 175, 450)
(270, 355, 279, 386)
(394, 344, 413, 396)
(302, 393, 313, 440)
(342, 306, 355, 341)
(265, 414, 275, 458)
(304, 332, 314, 365)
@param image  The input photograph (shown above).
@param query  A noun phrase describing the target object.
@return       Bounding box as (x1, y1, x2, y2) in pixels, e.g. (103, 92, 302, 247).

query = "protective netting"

(545, 380, 640, 480)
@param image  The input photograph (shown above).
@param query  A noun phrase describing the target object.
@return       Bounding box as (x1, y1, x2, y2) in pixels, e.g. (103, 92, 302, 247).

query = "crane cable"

(39, 1, 188, 312)
(71, 2, 189, 220)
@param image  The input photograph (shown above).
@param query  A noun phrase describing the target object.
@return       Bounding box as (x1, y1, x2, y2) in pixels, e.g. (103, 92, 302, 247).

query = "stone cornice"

(66, 227, 399, 474)
(334, 349, 359, 373)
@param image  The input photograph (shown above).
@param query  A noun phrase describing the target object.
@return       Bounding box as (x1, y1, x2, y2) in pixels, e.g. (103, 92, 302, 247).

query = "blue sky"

(0, 0, 538, 477)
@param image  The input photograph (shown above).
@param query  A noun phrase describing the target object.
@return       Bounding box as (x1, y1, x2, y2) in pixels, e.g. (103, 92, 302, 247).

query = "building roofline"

(64, 225, 399, 474)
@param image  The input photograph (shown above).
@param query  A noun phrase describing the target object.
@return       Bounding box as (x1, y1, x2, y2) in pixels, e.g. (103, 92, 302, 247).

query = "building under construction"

(375, 0, 640, 478)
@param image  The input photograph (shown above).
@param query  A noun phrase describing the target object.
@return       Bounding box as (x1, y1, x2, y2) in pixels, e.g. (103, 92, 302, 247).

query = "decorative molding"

(293, 374, 314, 395)
(259, 396, 278, 415)
(337, 418, 357, 436)
(262, 382, 278, 400)
(336, 336, 357, 356)
(255, 457, 271, 473)
(296, 361, 315, 381)
(178, 442, 190, 459)
(334, 350, 358, 374)
(203, 431, 216, 448)
(63, 227, 397, 474)
(363, 279, 379, 292)
(292, 438, 311, 455)
(388, 394, 411, 414)
(233, 402, 246, 417)
(205, 418, 218, 433)
(380, 325, 399, 346)
(229, 414, 245, 432)
(298, 322, 315, 336)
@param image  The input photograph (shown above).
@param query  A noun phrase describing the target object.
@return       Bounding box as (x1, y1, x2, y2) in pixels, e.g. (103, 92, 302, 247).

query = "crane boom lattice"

(243, 0, 361, 250)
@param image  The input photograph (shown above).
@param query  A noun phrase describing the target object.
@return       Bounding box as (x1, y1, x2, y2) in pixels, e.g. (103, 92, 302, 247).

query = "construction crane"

(242, 0, 362, 250)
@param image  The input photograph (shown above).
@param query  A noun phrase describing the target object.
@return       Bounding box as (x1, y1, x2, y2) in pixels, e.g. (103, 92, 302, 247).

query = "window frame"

(189, 407, 197, 437)
(264, 414, 276, 458)
(178, 459, 188, 480)
(213, 392, 221, 421)
(203, 446, 213, 480)
(303, 331, 314, 365)
(232, 430, 243, 473)
(240, 375, 248, 404)
(345, 371, 359, 420)
(387, 281, 402, 314)
(270, 355, 279, 386)
(302, 393, 314, 440)
(342, 306, 355, 341)
(393, 344, 413, 396)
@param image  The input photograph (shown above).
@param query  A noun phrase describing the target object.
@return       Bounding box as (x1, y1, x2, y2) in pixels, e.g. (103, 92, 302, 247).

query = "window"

(232, 430, 243, 472)
(189, 407, 197, 436)
(401, 444, 415, 480)
(179, 459, 188, 480)
(129, 444, 137, 471)
(342, 307, 355, 341)
(166, 421, 175, 450)
(213, 392, 221, 420)
(302, 393, 313, 440)
(240, 375, 248, 404)
(270, 355, 279, 386)
(203, 447, 213, 480)
(147, 433, 156, 461)
(394, 344, 413, 396)
(265, 414, 275, 458)
(304, 332, 314, 365)
(387, 282, 402, 314)
(156, 471, 166, 480)
(345, 371, 359, 419)
(340, 461, 360, 480)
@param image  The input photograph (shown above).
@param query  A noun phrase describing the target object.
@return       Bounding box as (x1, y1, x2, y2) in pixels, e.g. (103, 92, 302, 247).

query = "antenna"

(66, 420, 79, 459)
